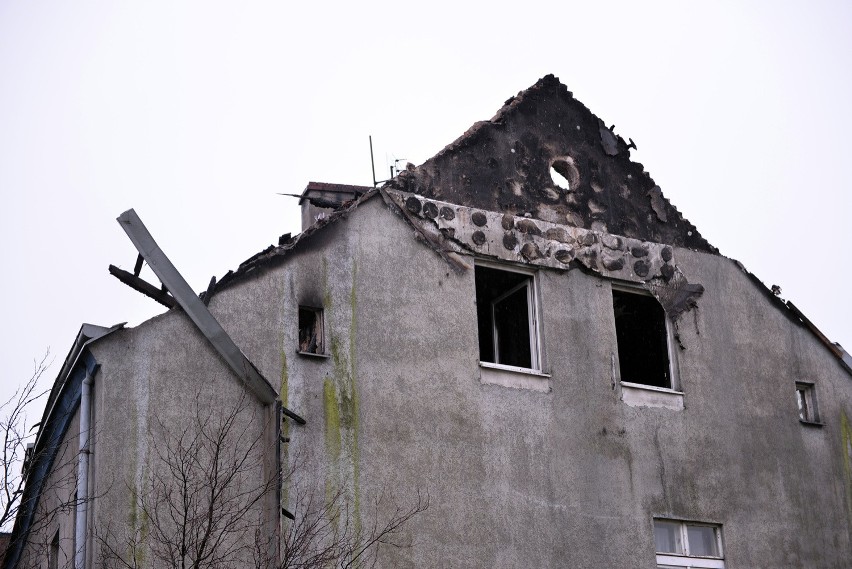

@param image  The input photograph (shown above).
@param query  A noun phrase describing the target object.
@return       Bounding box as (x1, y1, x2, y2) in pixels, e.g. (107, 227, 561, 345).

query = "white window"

(475, 264, 540, 371)
(795, 381, 821, 424)
(612, 286, 677, 390)
(654, 519, 724, 568)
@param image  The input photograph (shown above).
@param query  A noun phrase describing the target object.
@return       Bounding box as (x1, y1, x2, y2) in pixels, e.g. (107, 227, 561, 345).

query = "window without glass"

(298, 307, 324, 355)
(475, 265, 539, 370)
(612, 288, 673, 389)
(796, 382, 820, 424)
(654, 519, 724, 568)
(49, 529, 59, 569)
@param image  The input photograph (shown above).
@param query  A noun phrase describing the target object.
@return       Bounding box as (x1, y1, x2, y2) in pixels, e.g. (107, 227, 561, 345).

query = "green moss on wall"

(324, 376, 342, 511)
(323, 376, 343, 461)
(321, 256, 362, 533)
(125, 401, 148, 564)
(841, 410, 852, 523)
(349, 260, 361, 525)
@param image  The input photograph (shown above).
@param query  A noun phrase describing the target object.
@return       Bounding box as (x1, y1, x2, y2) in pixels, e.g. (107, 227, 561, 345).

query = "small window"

(795, 382, 821, 424)
(475, 265, 539, 370)
(612, 287, 674, 389)
(298, 307, 324, 355)
(654, 519, 724, 568)
(49, 529, 59, 569)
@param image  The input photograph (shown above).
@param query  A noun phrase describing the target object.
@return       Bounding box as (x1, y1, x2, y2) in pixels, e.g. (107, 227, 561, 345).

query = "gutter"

(74, 369, 93, 569)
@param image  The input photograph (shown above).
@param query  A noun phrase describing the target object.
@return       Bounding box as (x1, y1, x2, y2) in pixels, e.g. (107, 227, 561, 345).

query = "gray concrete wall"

(277, 198, 852, 568)
(88, 302, 278, 569)
(40, 195, 851, 568)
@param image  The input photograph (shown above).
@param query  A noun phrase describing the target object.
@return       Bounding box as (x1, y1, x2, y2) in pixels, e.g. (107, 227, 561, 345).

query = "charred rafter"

(108, 264, 177, 309)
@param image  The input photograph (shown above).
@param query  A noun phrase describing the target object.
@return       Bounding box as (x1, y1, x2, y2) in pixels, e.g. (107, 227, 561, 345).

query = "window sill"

(479, 362, 551, 393)
(799, 419, 824, 427)
(297, 351, 330, 359)
(620, 382, 683, 410)
(656, 553, 725, 568)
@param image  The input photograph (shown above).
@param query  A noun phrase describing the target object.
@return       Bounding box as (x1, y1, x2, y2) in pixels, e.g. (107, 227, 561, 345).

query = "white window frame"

(476, 261, 542, 373)
(612, 283, 679, 392)
(654, 519, 724, 569)
(491, 279, 539, 370)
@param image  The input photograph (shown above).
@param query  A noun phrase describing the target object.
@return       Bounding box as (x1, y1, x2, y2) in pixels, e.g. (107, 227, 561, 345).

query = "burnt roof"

(386, 74, 716, 253)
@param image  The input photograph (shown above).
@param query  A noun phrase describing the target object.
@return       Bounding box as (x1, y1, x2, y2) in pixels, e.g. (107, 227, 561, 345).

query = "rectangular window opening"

(795, 382, 820, 423)
(298, 307, 324, 355)
(49, 529, 59, 569)
(654, 519, 724, 568)
(612, 287, 673, 389)
(475, 265, 539, 370)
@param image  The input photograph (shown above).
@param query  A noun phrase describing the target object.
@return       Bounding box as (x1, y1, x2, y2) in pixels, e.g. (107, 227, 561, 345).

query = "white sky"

(1, 1, 850, 404)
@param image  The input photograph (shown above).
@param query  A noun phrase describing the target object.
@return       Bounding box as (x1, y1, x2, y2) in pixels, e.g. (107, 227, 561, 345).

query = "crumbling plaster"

(382, 188, 704, 320)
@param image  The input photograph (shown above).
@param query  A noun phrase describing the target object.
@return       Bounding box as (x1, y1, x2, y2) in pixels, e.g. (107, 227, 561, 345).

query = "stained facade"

(8, 76, 852, 569)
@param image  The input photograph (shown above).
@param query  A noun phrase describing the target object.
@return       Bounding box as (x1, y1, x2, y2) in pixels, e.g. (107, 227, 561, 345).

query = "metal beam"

(116, 209, 305, 423)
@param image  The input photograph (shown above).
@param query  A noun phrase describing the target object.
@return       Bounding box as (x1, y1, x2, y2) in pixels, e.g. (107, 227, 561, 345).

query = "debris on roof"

(382, 188, 705, 321)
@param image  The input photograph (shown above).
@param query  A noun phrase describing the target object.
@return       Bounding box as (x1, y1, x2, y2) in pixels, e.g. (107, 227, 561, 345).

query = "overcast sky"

(1, 1, 850, 407)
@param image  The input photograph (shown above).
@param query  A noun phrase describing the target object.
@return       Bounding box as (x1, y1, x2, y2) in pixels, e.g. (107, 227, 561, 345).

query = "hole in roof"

(550, 167, 570, 190)
(551, 157, 580, 192)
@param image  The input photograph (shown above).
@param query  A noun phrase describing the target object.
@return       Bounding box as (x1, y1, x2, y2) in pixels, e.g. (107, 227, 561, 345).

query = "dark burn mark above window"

(612, 289, 671, 388)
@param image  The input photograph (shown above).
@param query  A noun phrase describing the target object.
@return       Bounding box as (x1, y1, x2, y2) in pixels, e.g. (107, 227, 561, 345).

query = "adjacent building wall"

(87, 303, 278, 569)
(17, 410, 81, 568)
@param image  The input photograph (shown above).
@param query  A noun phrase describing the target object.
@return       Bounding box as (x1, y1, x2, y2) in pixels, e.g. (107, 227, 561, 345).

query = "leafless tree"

(266, 480, 427, 569)
(0, 352, 91, 568)
(0, 352, 52, 532)
(97, 394, 426, 569)
(97, 394, 274, 569)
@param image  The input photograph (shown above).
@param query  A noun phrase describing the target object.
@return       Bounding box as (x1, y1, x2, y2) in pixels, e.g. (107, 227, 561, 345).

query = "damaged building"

(7, 75, 852, 568)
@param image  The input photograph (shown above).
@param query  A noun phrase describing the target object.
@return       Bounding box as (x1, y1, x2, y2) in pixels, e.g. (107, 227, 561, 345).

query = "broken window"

(298, 307, 324, 355)
(475, 265, 539, 370)
(654, 519, 724, 568)
(612, 287, 673, 389)
(795, 382, 820, 424)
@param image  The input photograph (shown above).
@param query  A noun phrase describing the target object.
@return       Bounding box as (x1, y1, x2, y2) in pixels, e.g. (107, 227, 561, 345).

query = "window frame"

(611, 283, 680, 392)
(475, 261, 542, 374)
(795, 381, 822, 425)
(297, 305, 327, 358)
(654, 518, 725, 569)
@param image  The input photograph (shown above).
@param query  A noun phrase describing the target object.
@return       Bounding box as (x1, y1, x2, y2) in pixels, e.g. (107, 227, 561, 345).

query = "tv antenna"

(369, 135, 406, 187)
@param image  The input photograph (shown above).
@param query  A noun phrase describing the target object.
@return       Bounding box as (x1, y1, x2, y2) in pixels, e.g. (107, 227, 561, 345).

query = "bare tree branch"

(95, 390, 426, 569)
(0, 351, 52, 532)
